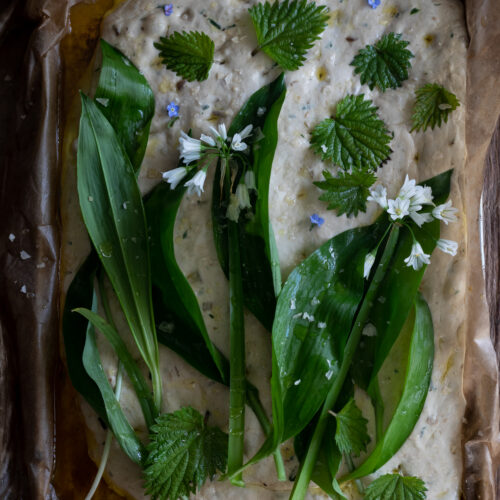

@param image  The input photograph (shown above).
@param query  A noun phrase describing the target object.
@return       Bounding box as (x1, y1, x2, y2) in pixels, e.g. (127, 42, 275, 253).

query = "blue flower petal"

(310, 214, 325, 227)
(163, 4, 173, 16)
(367, 0, 381, 8)
(167, 101, 179, 117)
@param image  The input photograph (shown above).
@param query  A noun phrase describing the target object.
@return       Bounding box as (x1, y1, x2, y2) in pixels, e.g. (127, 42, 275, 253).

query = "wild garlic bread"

(61, 0, 467, 498)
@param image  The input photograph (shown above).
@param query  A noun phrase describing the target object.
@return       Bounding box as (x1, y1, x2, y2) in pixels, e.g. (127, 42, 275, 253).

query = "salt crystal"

(20, 285, 27, 294)
(303, 312, 314, 322)
(20, 251, 31, 260)
(8, 234, 15, 242)
(362, 323, 377, 337)
(96, 97, 110, 107)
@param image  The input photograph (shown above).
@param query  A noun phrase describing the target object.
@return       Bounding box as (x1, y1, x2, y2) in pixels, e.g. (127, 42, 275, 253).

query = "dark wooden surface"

(484, 117, 500, 367)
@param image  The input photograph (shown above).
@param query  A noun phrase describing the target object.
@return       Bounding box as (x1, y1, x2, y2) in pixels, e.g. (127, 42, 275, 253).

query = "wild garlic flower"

(210, 123, 228, 142)
(366, 175, 458, 272)
(162, 167, 187, 189)
(387, 197, 410, 220)
(408, 210, 433, 228)
(367, 184, 388, 209)
(436, 238, 458, 256)
(245, 170, 256, 191)
(432, 200, 458, 225)
(363, 251, 376, 278)
(173, 123, 255, 199)
(179, 131, 203, 164)
(398, 175, 417, 201)
(226, 193, 240, 222)
(184, 168, 207, 196)
(236, 183, 251, 210)
(404, 241, 431, 270)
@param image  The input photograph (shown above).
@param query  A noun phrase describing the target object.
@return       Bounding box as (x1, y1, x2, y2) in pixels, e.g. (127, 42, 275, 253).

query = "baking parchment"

(0, 0, 498, 498)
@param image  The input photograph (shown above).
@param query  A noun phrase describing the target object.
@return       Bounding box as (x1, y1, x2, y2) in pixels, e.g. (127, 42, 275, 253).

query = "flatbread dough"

(60, 0, 467, 498)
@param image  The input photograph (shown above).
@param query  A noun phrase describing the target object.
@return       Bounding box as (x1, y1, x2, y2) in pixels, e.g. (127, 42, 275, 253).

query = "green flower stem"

(227, 216, 246, 487)
(246, 389, 286, 481)
(290, 225, 400, 500)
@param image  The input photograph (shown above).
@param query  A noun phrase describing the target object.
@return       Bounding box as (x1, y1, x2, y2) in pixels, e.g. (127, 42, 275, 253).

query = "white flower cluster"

(364, 175, 459, 276)
(162, 123, 253, 197)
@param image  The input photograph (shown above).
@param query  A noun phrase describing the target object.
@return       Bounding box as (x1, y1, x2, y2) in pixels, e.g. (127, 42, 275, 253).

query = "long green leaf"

(75, 307, 158, 429)
(351, 170, 452, 391)
(62, 252, 107, 422)
(340, 293, 434, 482)
(271, 221, 387, 444)
(77, 94, 161, 407)
(82, 293, 146, 465)
(95, 39, 155, 172)
(145, 180, 226, 382)
(65, 39, 156, 418)
(212, 74, 286, 330)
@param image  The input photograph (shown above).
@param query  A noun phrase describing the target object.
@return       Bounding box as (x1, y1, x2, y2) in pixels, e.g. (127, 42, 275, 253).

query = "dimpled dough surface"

(61, 0, 467, 498)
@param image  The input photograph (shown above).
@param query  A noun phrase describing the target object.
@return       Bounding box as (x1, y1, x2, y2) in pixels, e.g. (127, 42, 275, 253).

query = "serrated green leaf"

(144, 407, 228, 500)
(410, 83, 460, 132)
(154, 31, 214, 82)
(310, 95, 392, 171)
(351, 33, 414, 91)
(364, 473, 427, 500)
(314, 169, 377, 217)
(249, 0, 329, 71)
(333, 399, 370, 456)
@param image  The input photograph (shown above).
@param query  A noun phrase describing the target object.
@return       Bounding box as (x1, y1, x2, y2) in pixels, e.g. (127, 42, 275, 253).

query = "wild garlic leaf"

(310, 95, 392, 171)
(334, 399, 370, 456)
(144, 407, 228, 500)
(314, 169, 377, 217)
(154, 31, 214, 81)
(342, 294, 435, 483)
(77, 94, 162, 409)
(410, 83, 460, 132)
(249, 0, 329, 71)
(364, 473, 427, 500)
(351, 33, 414, 91)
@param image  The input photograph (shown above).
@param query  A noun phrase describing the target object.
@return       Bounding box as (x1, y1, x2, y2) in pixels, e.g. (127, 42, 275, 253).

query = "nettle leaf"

(154, 31, 214, 82)
(249, 0, 329, 71)
(364, 474, 427, 500)
(144, 407, 228, 500)
(310, 95, 392, 171)
(411, 83, 460, 132)
(351, 33, 414, 91)
(314, 169, 377, 217)
(333, 399, 370, 456)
